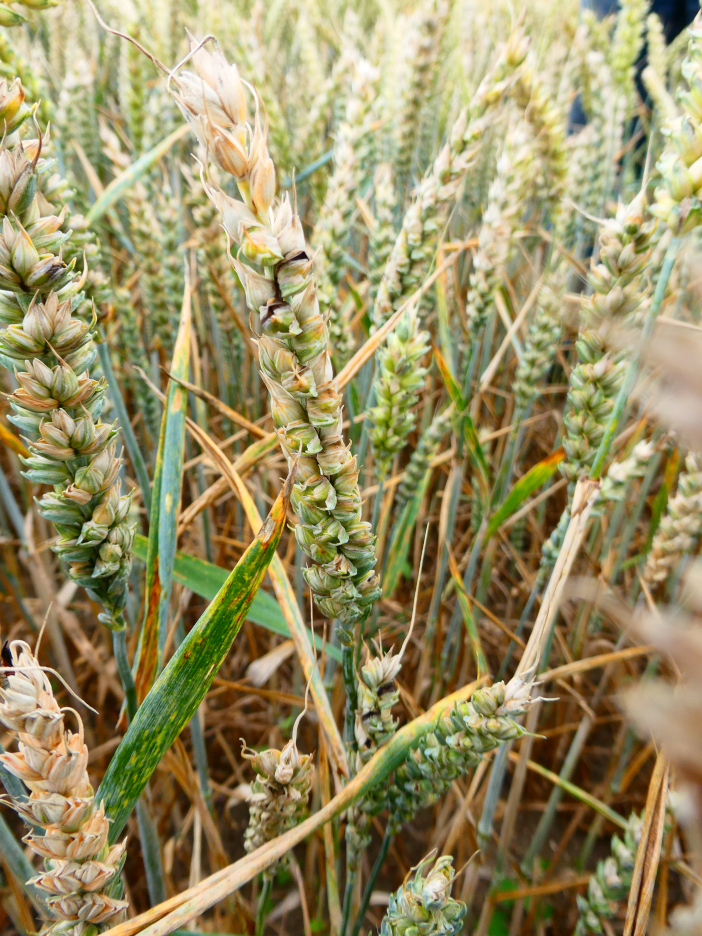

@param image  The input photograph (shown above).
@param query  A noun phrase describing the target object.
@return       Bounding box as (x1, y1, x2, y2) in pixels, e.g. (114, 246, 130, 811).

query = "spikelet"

(372, 26, 530, 328)
(369, 307, 430, 480)
(561, 194, 656, 481)
(575, 812, 643, 936)
(0, 78, 134, 628)
(241, 736, 314, 874)
(355, 645, 402, 764)
(0, 640, 128, 934)
(380, 853, 467, 936)
(369, 164, 397, 308)
(395, 406, 453, 511)
(312, 55, 379, 364)
(644, 453, 702, 584)
(611, 0, 649, 106)
(651, 11, 702, 233)
(394, 0, 451, 200)
(174, 39, 381, 640)
(0, 33, 49, 123)
(465, 120, 534, 341)
(599, 439, 656, 503)
(513, 273, 563, 414)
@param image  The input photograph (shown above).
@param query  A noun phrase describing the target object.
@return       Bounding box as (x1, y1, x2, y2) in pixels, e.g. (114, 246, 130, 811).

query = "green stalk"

(476, 741, 510, 852)
(350, 827, 392, 936)
(341, 869, 357, 936)
(370, 478, 384, 535)
(112, 625, 138, 722)
(343, 643, 358, 747)
(97, 340, 152, 513)
(255, 877, 272, 936)
(520, 716, 592, 874)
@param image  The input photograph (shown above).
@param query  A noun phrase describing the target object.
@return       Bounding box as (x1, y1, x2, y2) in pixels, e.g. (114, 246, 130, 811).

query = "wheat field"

(0, 0, 701, 934)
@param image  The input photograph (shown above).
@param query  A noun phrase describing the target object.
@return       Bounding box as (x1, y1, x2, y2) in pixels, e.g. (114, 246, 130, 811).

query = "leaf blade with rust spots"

(132, 406, 166, 703)
(157, 283, 192, 656)
(97, 470, 293, 840)
(133, 284, 192, 702)
(130, 534, 342, 662)
(486, 448, 564, 540)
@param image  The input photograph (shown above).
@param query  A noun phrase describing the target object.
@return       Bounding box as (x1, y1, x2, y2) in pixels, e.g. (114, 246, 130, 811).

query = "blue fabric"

(570, 0, 699, 129)
(580, 0, 697, 38)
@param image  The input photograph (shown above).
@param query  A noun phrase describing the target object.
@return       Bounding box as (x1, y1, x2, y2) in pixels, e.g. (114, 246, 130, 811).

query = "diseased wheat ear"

(241, 738, 314, 872)
(312, 54, 379, 366)
(379, 853, 466, 936)
(368, 306, 430, 480)
(0, 77, 134, 628)
(652, 10, 702, 233)
(561, 194, 656, 482)
(346, 643, 403, 870)
(387, 676, 536, 832)
(575, 812, 643, 936)
(371, 27, 530, 329)
(174, 41, 381, 639)
(645, 453, 702, 584)
(0, 640, 129, 934)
